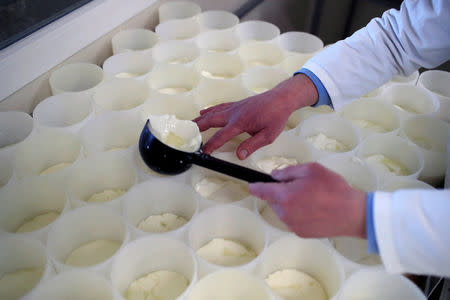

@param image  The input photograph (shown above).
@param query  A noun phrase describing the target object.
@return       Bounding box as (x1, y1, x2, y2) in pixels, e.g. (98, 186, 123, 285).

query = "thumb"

(236, 129, 277, 160)
(249, 182, 285, 204)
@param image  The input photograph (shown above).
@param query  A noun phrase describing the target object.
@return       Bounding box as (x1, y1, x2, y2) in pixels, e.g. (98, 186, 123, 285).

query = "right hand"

(194, 74, 318, 159)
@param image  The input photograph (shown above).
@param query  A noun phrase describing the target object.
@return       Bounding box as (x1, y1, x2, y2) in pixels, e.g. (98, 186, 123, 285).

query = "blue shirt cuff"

(366, 192, 379, 254)
(295, 68, 333, 109)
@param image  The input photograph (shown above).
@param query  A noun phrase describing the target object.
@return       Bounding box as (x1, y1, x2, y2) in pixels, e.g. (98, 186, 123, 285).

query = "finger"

(195, 111, 229, 132)
(272, 162, 327, 181)
(202, 125, 243, 154)
(271, 163, 319, 181)
(249, 182, 285, 204)
(236, 129, 277, 160)
(199, 102, 233, 116)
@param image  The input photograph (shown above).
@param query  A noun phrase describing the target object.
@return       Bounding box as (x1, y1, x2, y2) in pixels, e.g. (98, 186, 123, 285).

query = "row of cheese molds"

(1, 1, 448, 298)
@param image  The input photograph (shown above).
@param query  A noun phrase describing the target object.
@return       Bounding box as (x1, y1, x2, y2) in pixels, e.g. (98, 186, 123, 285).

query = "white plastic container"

(383, 85, 439, 120)
(102, 51, 154, 80)
(31, 270, 114, 300)
(0, 176, 68, 243)
(279, 52, 313, 74)
(188, 205, 266, 278)
(0, 111, 34, 151)
(155, 18, 200, 41)
(336, 269, 426, 300)
(195, 52, 244, 83)
(80, 111, 142, 156)
(196, 30, 240, 54)
(384, 70, 420, 88)
(123, 179, 199, 240)
(380, 177, 434, 191)
(401, 115, 448, 185)
(49, 63, 104, 95)
(287, 105, 334, 130)
(0, 111, 34, 187)
(297, 114, 361, 159)
(146, 64, 199, 101)
(47, 205, 129, 275)
(417, 70, 450, 123)
(242, 67, 289, 95)
(0, 236, 53, 300)
(141, 93, 199, 121)
(152, 40, 200, 65)
(328, 237, 382, 276)
(0, 152, 13, 189)
(93, 78, 149, 114)
(67, 151, 137, 212)
(111, 29, 159, 54)
(258, 235, 345, 300)
(158, 1, 201, 23)
(236, 20, 280, 42)
(254, 199, 291, 243)
(338, 99, 400, 138)
(33, 93, 94, 133)
(197, 10, 239, 31)
(111, 236, 198, 300)
(194, 79, 250, 111)
(318, 155, 378, 192)
(357, 134, 424, 183)
(278, 31, 324, 54)
(250, 131, 313, 173)
(13, 128, 82, 181)
(189, 158, 254, 210)
(186, 269, 273, 300)
(239, 41, 285, 69)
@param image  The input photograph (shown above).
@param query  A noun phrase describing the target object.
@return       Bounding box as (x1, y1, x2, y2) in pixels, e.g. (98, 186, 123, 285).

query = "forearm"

(373, 189, 450, 277)
(271, 74, 318, 111)
(304, 0, 450, 109)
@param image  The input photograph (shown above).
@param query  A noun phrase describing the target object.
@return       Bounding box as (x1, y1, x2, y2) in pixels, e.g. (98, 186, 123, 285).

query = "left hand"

(249, 163, 367, 238)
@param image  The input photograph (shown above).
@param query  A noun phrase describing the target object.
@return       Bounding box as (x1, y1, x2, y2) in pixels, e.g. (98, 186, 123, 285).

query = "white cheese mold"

(103, 51, 154, 80)
(111, 236, 198, 300)
(336, 268, 425, 300)
(49, 63, 104, 96)
(188, 205, 267, 278)
(123, 178, 199, 241)
(67, 151, 137, 212)
(417, 69, 450, 123)
(158, 1, 201, 23)
(111, 29, 159, 55)
(31, 270, 114, 300)
(0, 236, 54, 300)
(0, 176, 69, 244)
(33, 93, 94, 134)
(258, 235, 345, 300)
(46, 206, 129, 276)
(400, 115, 448, 185)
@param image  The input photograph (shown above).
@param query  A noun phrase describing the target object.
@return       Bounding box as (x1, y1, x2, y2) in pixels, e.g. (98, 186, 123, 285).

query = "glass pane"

(0, 0, 93, 50)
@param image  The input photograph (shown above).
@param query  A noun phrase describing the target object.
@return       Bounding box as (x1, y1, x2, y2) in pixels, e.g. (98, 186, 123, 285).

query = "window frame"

(0, 0, 158, 101)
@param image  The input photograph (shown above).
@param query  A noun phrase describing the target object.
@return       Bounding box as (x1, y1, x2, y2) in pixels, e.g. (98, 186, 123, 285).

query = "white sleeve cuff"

(302, 60, 354, 111)
(373, 191, 404, 273)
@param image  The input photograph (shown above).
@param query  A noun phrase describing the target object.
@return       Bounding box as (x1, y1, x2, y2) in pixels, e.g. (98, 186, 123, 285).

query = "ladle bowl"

(139, 120, 276, 182)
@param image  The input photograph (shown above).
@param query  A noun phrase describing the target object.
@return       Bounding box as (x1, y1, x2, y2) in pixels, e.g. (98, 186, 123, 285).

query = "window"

(0, 0, 93, 50)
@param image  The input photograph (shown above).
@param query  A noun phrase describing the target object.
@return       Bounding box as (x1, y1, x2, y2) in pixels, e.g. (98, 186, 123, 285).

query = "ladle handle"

(192, 152, 278, 183)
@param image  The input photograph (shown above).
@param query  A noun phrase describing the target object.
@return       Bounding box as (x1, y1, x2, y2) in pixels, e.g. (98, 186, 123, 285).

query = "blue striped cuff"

(295, 68, 333, 109)
(366, 192, 379, 254)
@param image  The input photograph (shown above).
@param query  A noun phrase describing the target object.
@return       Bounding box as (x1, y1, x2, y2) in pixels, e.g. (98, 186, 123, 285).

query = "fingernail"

(239, 149, 248, 159)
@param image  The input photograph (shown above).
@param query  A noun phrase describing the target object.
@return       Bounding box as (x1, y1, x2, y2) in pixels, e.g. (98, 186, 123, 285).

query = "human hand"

(194, 74, 318, 159)
(249, 163, 367, 238)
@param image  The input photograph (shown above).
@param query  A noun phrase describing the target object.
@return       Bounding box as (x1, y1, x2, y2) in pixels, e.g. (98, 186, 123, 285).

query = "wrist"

(348, 189, 367, 238)
(272, 74, 319, 111)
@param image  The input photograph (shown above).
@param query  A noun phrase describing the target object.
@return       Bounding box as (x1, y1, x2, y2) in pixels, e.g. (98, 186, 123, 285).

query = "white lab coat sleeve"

(303, 0, 450, 110)
(374, 190, 450, 277)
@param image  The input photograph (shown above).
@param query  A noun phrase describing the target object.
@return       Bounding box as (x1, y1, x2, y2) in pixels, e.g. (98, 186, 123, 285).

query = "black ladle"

(139, 120, 277, 183)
